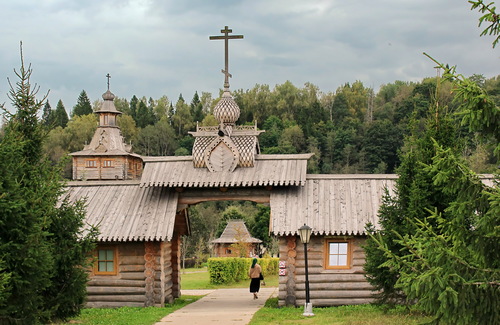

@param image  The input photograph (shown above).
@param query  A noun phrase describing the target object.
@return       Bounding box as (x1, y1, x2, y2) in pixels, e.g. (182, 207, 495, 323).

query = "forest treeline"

(40, 75, 500, 177)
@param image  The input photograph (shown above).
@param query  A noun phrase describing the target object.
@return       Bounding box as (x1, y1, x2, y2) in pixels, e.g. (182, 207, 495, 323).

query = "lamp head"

(298, 223, 312, 244)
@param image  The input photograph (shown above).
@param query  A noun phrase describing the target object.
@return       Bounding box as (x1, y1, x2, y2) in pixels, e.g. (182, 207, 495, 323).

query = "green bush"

(207, 257, 278, 285)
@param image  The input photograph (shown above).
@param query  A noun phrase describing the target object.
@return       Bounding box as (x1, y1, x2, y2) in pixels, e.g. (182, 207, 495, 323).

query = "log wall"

(87, 242, 146, 308)
(72, 156, 143, 181)
(278, 235, 376, 307)
(87, 240, 176, 308)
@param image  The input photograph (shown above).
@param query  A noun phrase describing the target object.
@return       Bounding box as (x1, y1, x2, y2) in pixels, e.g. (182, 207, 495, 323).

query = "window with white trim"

(325, 239, 352, 269)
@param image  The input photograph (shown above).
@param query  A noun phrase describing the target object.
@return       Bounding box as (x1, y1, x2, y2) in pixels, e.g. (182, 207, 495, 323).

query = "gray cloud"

(0, 0, 497, 113)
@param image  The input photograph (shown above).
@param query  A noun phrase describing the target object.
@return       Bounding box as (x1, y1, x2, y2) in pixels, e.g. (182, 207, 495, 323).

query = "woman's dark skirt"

(250, 278, 260, 293)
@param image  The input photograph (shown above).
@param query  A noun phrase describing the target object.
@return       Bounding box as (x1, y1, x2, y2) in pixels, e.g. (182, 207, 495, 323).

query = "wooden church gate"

(65, 25, 391, 308)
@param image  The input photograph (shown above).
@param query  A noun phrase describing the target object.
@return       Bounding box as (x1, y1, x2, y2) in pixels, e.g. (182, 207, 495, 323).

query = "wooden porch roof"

(63, 181, 181, 242)
(140, 154, 312, 188)
(270, 174, 397, 236)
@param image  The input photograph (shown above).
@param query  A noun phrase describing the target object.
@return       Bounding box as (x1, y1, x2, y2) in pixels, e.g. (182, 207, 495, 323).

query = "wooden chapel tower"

(70, 76, 143, 180)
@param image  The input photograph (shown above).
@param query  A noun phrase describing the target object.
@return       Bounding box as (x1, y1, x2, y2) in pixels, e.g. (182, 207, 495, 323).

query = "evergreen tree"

(364, 6, 500, 320)
(53, 99, 69, 128)
(190, 91, 204, 122)
(364, 105, 461, 304)
(129, 95, 139, 122)
(41, 100, 54, 128)
(135, 100, 149, 128)
(72, 90, 92, 117)
(0, 48, 96, 324)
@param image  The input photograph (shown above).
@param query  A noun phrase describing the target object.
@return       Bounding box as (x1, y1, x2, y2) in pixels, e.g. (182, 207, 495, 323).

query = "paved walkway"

(155, 287, 278, 325)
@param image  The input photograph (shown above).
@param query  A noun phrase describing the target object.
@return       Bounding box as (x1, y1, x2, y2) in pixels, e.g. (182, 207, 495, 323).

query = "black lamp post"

(298, 223, 314, 316)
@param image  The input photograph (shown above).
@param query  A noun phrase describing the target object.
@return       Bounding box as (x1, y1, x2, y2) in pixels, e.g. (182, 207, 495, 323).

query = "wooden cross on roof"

(209, 26, 243, 89)
(106, 73, 111, 91)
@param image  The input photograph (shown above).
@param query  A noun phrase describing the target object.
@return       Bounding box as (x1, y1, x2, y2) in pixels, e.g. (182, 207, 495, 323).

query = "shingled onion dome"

(213, 88, 240, 126)
(98, 89, 121, 127)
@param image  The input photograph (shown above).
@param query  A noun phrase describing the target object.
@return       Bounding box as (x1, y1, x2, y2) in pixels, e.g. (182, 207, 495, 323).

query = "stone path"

(154, 287, 278, 325)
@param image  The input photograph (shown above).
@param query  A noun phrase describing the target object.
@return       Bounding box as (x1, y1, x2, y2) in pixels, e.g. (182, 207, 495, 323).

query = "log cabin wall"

(127, 156, 143, 180)
(73, 156, 127, 180)
(87, 241, 176, 308)
(87, 242, 147, 308)
(278, 235, 375, 307)
(170, 235, 181, 299)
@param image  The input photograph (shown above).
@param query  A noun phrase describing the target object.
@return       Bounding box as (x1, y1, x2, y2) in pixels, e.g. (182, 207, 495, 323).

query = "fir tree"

(0, 46, 97, 324)
(72, 90, 92, 117)
(53, 99, 69, 128)
(190, 91, 204, 122)
(41, 101, 54, 128)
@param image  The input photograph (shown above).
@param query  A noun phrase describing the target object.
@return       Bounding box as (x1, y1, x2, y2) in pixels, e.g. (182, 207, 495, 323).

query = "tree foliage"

(72, 90, 92, 117)
(0, 46, 97, 324)
(53, 99, 69, 128)
(365, 5, 500, 322)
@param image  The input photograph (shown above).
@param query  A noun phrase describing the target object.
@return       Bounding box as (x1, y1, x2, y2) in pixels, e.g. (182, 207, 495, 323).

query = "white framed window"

(325, 239, 352, 269)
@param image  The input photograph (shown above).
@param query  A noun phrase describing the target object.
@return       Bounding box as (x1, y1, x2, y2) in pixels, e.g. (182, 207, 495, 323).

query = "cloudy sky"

(0, 0, 498, 113)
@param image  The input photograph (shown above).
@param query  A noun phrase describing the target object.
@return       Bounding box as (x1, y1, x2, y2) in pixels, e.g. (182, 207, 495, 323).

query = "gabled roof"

(140, 154, 312, 188)
(270, 174, 397, 236)
(63, 181, 181, 242)
(69, 127, 139, 157)
(269, 174, 496, 237)
(211, 219, 262, 244)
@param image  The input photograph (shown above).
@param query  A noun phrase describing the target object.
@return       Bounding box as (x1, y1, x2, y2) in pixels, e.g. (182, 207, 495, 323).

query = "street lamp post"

(298, 223, 314, 317)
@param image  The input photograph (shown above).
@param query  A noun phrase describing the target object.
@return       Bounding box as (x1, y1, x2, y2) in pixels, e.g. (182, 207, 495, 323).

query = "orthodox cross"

(209, 26, 243, 88)
(106, 73, 111, 91)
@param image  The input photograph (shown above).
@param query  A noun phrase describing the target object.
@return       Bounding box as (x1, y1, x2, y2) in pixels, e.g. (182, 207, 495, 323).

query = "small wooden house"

(211, 219, 262, 257)
(70, 89, 142, 181)
(64, 182, 189, 307)
(270, 174, 397, 307)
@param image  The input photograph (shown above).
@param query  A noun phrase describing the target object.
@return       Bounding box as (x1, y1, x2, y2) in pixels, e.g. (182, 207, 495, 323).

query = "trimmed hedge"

(207, 257, 279, 285)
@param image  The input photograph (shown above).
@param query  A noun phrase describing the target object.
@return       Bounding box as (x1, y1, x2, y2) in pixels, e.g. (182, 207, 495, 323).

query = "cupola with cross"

(189, 26, 264, 172)
(70, 74, 143, 180)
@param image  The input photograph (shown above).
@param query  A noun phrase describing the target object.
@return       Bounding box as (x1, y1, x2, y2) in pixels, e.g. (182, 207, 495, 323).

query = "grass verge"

(60, 295, 202, 325)
(250, 299, 431, 325)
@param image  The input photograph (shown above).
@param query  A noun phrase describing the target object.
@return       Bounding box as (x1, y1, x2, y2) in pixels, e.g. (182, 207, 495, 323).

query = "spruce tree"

(365, 55, 499, 325)
(0, 46, 96, 324)
(41, 101, 54, 128)
(72, 90, 92, 117)
(53, 99, 69, 128)
(364, 109, 459, 305)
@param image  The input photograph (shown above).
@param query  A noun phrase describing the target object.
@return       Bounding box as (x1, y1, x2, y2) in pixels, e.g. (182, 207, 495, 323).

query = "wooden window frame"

(86, 160, 97, 168)
(102, 160, 113, 168)
(324, 239, 352, 270)
(94, 245, 118, 275)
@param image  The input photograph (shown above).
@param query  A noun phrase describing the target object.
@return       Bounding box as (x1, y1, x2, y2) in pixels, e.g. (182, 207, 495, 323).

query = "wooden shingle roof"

(140, 154, 312, 188)
(270, 174, 397, 236)
(63, 181, 180, 242)
(211, 220, 262, 244)
(270, 174, 496, 236)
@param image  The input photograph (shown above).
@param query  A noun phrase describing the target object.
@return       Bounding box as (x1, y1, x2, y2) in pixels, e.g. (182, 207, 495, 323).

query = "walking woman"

(249, 258, 262, 299)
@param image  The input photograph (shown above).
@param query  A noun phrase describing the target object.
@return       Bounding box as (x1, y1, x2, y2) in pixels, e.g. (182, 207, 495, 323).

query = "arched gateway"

(65, 27, 397, 308)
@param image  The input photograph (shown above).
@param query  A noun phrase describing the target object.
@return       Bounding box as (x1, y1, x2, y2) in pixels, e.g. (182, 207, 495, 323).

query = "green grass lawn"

(181, 266, 279, 289)
(61, 269, 430, 325)
(250, 299, 432, 325)
(59, 296, 202, 325)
